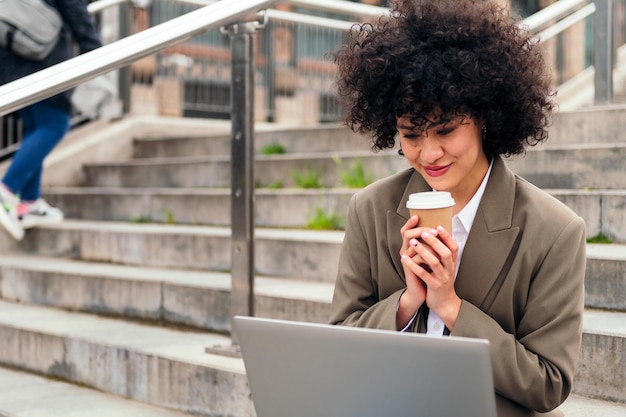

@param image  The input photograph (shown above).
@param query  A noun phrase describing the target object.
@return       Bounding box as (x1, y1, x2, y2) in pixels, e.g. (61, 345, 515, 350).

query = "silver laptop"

(233, 316, 497, 417)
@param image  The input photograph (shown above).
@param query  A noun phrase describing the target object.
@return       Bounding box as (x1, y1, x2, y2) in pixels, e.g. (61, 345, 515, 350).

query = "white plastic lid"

(406, 191, 455, 209)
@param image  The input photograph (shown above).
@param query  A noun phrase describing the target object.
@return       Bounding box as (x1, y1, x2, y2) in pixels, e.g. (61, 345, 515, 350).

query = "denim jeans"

(2, 102, 70, 201)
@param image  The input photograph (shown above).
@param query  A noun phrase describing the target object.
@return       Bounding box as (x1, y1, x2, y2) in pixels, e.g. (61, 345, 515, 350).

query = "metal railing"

(0, 0, 281, 116)
(524, 0, 622, 104)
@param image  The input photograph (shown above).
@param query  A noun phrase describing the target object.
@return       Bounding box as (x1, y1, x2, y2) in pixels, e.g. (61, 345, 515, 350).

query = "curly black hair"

(333, 0, 556, 157)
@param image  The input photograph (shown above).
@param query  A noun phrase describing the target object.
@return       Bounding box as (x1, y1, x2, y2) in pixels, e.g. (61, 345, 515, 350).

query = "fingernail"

(422, 232, 431, 240)
(437, 226, 445, 233)
(410, 238, 418, 247)
(401, 254, 409, 261)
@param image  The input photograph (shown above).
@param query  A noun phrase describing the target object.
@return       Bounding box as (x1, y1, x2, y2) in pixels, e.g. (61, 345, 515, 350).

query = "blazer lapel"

(455, 157, 521, 310)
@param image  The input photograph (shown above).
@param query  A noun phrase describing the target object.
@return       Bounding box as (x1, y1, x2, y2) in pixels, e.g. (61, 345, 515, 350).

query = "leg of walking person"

(0, 101, 69, 237)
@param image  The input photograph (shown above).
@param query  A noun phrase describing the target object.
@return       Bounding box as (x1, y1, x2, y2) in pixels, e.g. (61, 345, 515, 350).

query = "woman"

(0, 0, 102, 240)
(329, 1, 586, 416)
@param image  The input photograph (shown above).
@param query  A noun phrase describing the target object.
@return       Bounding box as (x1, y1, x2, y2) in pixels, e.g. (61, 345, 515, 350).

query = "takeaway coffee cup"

(406, 191, 455, 232)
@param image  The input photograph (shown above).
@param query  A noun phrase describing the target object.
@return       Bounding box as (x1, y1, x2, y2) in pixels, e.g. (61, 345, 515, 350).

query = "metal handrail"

(0, 0, 280, 117)
(523, 0, 590, 32)
(535, 3, 596, 41)
(266, 9, 355, 31)
(87, 0, 127, 14)
(289, 0, 388, 18)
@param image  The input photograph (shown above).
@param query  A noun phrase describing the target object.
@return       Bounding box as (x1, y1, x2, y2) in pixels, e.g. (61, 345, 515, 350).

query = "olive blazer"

(329, 156, 586, 417)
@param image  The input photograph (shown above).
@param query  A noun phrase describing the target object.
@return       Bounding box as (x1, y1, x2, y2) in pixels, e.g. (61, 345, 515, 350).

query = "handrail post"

(224, 20, 261, 344)
(118, 0, 133, 114)
(594, 0, 614, 104)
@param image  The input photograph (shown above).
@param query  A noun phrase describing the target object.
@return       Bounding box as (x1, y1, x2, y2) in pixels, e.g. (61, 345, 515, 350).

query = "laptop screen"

(234, 316, 497, 417)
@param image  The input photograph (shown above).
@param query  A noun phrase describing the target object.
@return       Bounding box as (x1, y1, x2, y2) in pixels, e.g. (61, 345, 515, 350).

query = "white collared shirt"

(426, 160, 494, 335)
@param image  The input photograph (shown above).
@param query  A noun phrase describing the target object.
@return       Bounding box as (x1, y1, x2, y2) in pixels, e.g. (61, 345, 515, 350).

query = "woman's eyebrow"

(397, 120, 448, 130)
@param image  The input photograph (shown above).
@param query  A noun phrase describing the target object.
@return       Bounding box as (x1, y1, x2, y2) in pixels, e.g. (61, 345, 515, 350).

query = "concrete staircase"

(0, 105, 625, 416)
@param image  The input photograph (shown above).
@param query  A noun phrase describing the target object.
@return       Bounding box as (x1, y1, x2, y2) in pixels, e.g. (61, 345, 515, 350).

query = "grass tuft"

(259, 143, 286, 155)
(586, 233, 612, 244)
(306, 207, 344, 230)
(336, 157, 373, 188)
(293, 168, 323, 189)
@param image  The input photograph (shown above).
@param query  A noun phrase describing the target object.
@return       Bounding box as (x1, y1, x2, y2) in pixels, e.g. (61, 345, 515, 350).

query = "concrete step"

(3, 220, 625, 310)
(41, 187, 354, 229)
(573, 309, 626, 403)
(81, 150, 407, 189)
(40, 186, 626, 243)
(0, 366, 192, 417)
(558, 394, 626, 417)
(9, 220, 343, 283)
(585, 244, 626, 311)
(0, 253, 332, 333)
(548, 105, 626, 146)
(0, 301, 622, 413)
(0, 357, 624, 417)
(0, 300, 251, 417)
(553, 189, 626, 243)
(504, 143, 626, 189)
(133, 124, 371, 159)
(0, 243, 623, 332)
(131, 106, 626, 160)
(83, 143, 626, 190)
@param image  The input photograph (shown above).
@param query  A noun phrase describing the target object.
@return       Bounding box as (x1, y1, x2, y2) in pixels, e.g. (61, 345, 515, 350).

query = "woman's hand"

(397, 215, 432, 329)
(399, 219, 462, 331)
(413, 225, 462, 330)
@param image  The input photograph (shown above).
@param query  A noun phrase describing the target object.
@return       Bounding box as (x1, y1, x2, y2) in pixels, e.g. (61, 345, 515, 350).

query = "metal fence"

(129, 0, 354, 124)
(0, 115, 22, 162)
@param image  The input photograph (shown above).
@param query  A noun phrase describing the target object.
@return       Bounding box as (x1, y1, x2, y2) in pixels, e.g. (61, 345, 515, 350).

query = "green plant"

(586, 233, 612, 244)
(293, 167, 324, 189)
(256, 178, 284, 189)
(131, 215, 152, 223)
(259, 143, 286, 155)
(306, 207, 344, 230)
(162, 208, 175, 224)
(336, 157, 373, 188)
(265, 180, 283, 189)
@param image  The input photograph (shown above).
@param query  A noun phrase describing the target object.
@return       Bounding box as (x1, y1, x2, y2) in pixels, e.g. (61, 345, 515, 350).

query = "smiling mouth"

(423, 165, 451, 177)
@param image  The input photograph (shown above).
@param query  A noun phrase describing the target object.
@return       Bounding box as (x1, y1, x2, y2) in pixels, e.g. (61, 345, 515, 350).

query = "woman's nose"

(419, 137, 444, 163)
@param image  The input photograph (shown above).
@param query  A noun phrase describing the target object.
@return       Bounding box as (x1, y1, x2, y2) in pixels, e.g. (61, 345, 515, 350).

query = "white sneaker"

(0, 187, 24, 240)
(18, 199, 64, 229)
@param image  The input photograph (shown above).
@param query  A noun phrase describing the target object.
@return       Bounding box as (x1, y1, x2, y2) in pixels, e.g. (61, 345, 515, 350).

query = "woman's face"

(397, 114, 490, 207)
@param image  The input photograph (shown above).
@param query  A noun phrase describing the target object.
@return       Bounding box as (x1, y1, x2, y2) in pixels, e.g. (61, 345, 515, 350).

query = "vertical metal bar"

(556, 33, 565, 85)
(118, 0, 133, 114)
(594, 0, 614, 104)
(228, 22, 257, 343)
(265, 22, 276, 122)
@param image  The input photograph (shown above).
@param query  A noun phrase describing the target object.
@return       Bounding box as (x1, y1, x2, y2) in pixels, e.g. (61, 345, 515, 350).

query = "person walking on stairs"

(0, 0, 102, 240)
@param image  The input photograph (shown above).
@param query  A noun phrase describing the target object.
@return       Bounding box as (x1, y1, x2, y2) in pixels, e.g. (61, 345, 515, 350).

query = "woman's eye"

(437, 128, 454, 136)
(400, 132, 419, 140)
